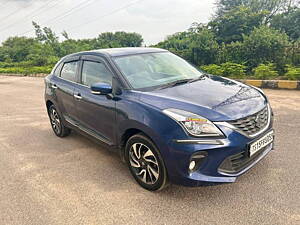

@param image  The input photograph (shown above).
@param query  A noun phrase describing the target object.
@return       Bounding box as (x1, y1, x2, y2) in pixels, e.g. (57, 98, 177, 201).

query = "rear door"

(74, 55, 116, 145)
(53, 56, 80, 121)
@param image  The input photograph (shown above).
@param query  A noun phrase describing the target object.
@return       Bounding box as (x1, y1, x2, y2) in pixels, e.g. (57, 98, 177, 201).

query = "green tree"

(189, 28, 219, 65)
(0, 37, 40, 62)
(32, 21, 61, 58)
(155, 32, 194, 62)
(113, 31, 143, 47)
(155, 28, 219, 66)
(59, 39, 94, 56)
(242, 26, 290, 70)
(94, 32, 143, 49)
(271, 8, 300, 40)
(32, 22, 59, 45)
(26, 43, 58, 66)
(217, 41, 245, 64)
(215, 0, 298, 19)
(209, 6, 267, 43)
(61, 30, 70, 40)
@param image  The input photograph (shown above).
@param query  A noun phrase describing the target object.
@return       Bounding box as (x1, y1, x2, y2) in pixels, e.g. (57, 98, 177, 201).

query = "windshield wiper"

(157, 75, 206, 90)
(159, 78, 193, 89)
(187, 74, 206, 84)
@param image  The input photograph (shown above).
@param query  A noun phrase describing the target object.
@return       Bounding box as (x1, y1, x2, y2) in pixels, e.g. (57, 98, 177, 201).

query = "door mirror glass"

(91, 83, 112, 95)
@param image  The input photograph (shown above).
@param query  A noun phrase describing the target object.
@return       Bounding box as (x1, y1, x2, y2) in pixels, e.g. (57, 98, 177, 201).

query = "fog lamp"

(189, 160, 196, 171)
(189, 151, 208, 173)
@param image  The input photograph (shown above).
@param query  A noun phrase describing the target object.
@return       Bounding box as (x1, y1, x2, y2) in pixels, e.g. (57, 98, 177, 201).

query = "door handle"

(74, 93, 82, 100)
(51, 84, 58, 89)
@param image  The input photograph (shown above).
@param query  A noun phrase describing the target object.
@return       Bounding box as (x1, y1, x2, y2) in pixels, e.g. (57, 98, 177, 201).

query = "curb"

(242, 80, 300, 90)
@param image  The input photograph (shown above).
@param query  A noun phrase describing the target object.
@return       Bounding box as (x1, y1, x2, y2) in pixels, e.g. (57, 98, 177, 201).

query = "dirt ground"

(0, 76, 299, 225)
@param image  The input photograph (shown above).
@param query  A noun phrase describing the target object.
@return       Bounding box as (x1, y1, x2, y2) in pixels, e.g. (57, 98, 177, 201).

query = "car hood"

(138, 75, 267, 121)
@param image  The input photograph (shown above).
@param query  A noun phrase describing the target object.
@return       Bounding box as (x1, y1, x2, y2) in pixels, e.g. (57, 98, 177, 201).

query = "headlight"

(163, 108, 224, 137)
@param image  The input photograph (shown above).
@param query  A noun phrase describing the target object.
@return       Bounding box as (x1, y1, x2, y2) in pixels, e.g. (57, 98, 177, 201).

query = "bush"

(201, 62, 246, 78)
(253, 63, 278, 79)
(0, 61, 30, 68)
(0, 66, 52, 74)
(0, 60, 54, 74)
(200, 64, 224, 75)
(220, 62, 246, 78)
(0, 60, 56, 68)
(285, 65, 300, 80)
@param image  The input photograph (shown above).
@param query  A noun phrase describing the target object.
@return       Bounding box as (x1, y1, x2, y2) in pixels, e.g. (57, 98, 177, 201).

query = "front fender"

(116, 94, 187, 165)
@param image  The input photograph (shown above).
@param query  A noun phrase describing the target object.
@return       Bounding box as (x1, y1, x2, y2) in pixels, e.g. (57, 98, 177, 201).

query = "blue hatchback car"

(45, 47, 274, 191)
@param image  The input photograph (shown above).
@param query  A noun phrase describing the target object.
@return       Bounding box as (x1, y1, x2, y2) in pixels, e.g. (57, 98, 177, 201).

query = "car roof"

(80, 47, 168, 57)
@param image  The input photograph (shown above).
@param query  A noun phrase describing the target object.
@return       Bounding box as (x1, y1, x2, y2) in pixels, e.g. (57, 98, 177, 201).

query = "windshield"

(114, 52, 204, 89)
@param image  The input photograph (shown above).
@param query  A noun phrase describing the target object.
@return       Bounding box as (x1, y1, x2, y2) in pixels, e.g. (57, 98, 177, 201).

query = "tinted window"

(81, 61, 112, 87)
(60, 61, 78, 82)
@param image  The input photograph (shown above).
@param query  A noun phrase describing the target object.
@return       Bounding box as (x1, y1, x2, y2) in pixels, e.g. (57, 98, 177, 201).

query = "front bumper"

(165, 125, 274, 187)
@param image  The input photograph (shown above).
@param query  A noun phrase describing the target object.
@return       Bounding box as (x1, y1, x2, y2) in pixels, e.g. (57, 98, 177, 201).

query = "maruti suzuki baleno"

(44, 48, 274, 191)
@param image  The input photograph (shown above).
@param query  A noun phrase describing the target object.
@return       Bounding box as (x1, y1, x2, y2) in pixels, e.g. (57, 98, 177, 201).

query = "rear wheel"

(48, 105, 71, 137)
(125, 134, 168, 191)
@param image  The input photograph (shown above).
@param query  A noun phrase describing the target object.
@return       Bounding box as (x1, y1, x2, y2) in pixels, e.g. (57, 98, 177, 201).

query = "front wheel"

(125, 134, 168, 191)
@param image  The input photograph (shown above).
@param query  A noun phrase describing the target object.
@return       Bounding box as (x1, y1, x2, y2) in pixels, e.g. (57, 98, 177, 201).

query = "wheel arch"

(46, 100, 54, 112)
(118, 123, 162, 162)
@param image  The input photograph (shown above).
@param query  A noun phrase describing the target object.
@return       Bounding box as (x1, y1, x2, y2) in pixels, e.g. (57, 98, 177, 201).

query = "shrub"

(200, 64, 224, 75)
(0, 61, 51, 68)
(285, 65, 300, 80)
(0, 66, 52, 74)
(253, 63, 278, 79)
(220, 62, 246, 78)
(201, 62, 246, 78)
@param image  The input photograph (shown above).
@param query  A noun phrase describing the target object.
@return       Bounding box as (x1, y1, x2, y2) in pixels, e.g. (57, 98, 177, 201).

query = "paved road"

(0, 76, 299, 225)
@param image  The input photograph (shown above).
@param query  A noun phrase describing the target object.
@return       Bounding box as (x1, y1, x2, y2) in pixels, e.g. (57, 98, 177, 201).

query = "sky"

(0, 0, 216, 45)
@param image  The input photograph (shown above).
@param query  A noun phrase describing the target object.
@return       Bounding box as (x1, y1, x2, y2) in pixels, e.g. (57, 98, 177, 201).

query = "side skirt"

(64, 115, 114, 147)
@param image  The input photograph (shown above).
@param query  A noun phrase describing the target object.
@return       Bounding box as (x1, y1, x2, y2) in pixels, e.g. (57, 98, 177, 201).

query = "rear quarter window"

(52, 62, 63, 76)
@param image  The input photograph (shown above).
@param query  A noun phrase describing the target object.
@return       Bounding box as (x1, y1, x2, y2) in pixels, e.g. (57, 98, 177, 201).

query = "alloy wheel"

(50, 108, 61, 135)
(129, 143, 160, 185)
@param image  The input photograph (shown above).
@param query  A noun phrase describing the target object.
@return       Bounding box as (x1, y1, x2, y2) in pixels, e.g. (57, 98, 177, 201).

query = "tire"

(48, 105, 71, 138)
(125, 134, 168, 191)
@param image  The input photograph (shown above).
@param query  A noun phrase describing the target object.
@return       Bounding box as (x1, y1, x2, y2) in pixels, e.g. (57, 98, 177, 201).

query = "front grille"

(218, 144, 271, 174)
(228, 106, 269, 136)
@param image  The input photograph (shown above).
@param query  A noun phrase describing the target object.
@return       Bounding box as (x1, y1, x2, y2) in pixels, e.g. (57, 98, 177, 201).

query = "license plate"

(249, 130, 274, 157)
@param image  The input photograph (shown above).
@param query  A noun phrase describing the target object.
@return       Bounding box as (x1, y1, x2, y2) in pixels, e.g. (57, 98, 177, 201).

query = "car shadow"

(51, 128, 272, 199)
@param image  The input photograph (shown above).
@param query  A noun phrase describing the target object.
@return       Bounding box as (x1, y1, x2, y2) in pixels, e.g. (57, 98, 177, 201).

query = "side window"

(60, 61, 78, 82)
(53, 62, 63, 76)
(81, 61, 113, 87)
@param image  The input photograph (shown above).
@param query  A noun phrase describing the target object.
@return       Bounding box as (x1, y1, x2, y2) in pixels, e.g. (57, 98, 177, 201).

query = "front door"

(74, 56, 116, 145)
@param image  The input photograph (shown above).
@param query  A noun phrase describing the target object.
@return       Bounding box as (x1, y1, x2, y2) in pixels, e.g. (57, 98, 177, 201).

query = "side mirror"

(91, 83, 112, 95)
